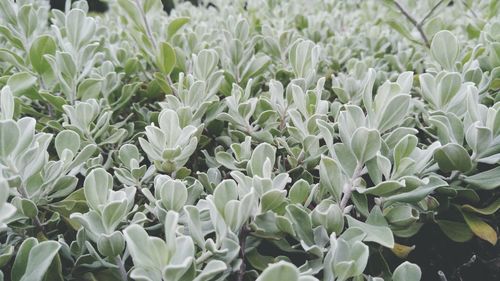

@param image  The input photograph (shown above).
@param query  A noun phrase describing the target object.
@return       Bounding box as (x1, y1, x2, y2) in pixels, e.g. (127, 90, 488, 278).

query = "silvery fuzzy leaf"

(55, 130, 81, 159)
(0, 180, 16, 228)
(346, 207, 394, 248)
(465, 123, 492, 158)
(285, 204, 314, 246)
(319, 156, 344, 201)
(431, 30, 459, 71)
(0, 120, 19, 158)
(11, 238, 61, 281)
(83, 168, 112, 211)
(0, 86, 14, 120)
(192, 260, 227, 281)
(434, 143, 473, 173)
(65, 9, 96, 49)
(124, 224, 170, 272)
(376, 94, 411, 133)
(157, 41, 176, 75)
(392, 261, 422, 281)
(248, 142, 276, 178)
(213, 180, 239, 215)
(102, 200, 128, 233)
(6, 72, 37, 98)
(157, 178, 188, 212)
(256, 261, 301, 281)
(350, 127, 381, 164)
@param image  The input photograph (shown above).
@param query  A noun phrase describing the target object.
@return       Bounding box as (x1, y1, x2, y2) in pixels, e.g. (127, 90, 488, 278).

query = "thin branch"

(438, 270, 449, 281)
(115, 256, 128, 281)
(134, 0, 157, 49)
(340, 163, 363, 210)
(392, 1, 430, 48)
(419, 0, 445, 26)
(461, 0, 479, 19)
(236, 225, 250, 281)
(18, 183, 45, 234)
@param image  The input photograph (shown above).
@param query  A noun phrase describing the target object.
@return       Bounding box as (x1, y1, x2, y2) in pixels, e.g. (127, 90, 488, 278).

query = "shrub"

(0, 0, 498, 280)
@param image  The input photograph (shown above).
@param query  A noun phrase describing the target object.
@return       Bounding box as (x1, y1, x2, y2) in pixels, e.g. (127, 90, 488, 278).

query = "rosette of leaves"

(70, 168, 135, 259)
(62, 99, 129, 150)
(139, 108, 201, 174)
(123, 212, 228, 281)
(114, 144, 155, 188)
(0, 86, 97, 234)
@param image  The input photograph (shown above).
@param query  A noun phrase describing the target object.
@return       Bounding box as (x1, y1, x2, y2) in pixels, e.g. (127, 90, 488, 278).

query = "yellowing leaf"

(461, 211, 498, 245)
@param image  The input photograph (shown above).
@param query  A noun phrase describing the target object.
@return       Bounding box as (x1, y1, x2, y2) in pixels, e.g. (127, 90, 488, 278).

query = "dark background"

(49, 0, 200, 13)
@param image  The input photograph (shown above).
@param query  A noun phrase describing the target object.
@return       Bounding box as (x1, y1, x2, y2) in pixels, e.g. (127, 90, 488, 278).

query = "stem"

(9, 159, 46, 235)
(18, 183, 45, 234)
(340, 163, 363, 210)
(115, 256, 128, 281)
(437, 270, 448, 281)
(236, 225, 250, 281)
(196, 251, 213, 265)
(461, 0, 478, 19)
(134, 0, 157, 49)
(167, 76, 179, 97)
(392, 0, 431, 48)
(419, 0, 445, 26)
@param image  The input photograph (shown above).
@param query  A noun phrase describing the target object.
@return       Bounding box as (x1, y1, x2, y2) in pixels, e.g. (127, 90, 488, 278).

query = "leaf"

(0, 25, 23, 49)
(384, 176, 447, 204)
(431, 30, 459, 70)
(357, 181, 404, 196)
(289, 179, 310, 204)
(460, 211, 498, 245)
(0, 86, 14, 120)
(102, 201, 128, 232)
(29, 35, 56, 74)
(377, 94, 410, 133)
(193, 260, 227, 281)
(285, 204, 314, 246)
(391, 243, 415, 259)
(213, 180, 238, 215)
(55, 130, 81, 158)
(39, 92, 67, 111)
(393, 262, 421, 281)
(463, 166, 500, 190)
(7, 72, 37, 97)
(261, 190, 286, 212)
(438, 72, 462, 107)
(123, 224, 169, 270)
(436, 220, 474, 242)
(346, 216, 394, 248)
(18, 241, 61, 281)
(434, 143, 472, 173)
(117, 0, 145, 30)
(77, 79, 102, 100)
(84, 168, 112, 211)
(19, 199, 38, 219)
(319, 156, 344, 201)
(462, 198, 500, 215)
(350, 127, 381, 163)
(249, 142, 276, 178)
(386, 20, 421, 45)
(158, 179, 188, 212)
(168, 17, 190, 38)
(0, 120, 19, 157)
(256, 261, 300, 281)
(97, 231, 125, 257)
(157, 41, 176, 75)
(65, 9, 96, 49)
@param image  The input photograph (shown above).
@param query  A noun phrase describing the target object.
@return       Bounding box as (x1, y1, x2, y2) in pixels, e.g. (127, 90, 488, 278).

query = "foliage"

(0, 0, 499, 280)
